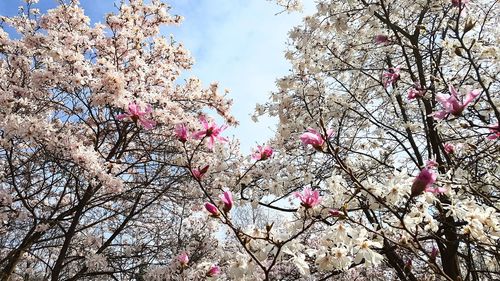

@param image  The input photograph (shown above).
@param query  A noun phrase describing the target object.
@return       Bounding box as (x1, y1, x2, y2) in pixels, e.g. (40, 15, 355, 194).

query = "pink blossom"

(383, 67, 400, 89)
(300, 128, 334, 150)
(220, 191, 233, 213)
(407, 84, 426, 100)
(444, 143, 455, 154)
(178, 252, 189, 266)
(374, 35, 390, 45)
(451, 0, 469, 7)
(329, 209, 341, 217)
(204, 203, 219, 216)
(432, 85, 480, 120)
(192, 116, 228, 149)
(252, 145, 273, 161)
(430, 247, 439, 261)
(411, 168, 437, 197)
(207, 264, 221, 277)
(174, 124, 189, 143)
(487, 123, 499, 140)
(192, 165, 209, 180)
(294, 187, 321, 208)
(117, 102, 156, 130)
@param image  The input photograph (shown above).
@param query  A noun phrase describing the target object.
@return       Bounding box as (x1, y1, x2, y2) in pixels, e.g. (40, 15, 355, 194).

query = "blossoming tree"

(0, 0, 238, 280)
(246, 0, 499, 280)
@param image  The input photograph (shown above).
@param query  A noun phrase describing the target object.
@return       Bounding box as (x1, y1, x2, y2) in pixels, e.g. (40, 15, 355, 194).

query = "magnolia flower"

(487, 123, 499, 140)
(220, 191, 233, 212)
(192, 116, 228, 149)
(411, 168, 437, 197)
(374, 34, 390, 45)
(354, 240, 384, 266)
(433, 85, 480, 120)
(207, 264, 221, 277)
(329, 209, 341, 217)
(117, 102, 156, 130)
(174, 124, 189, 143)
(383, 67, 400, 89)
(444, 143, 455, 154)
(192, 165, 209, 180)
(294, 187, 321, 208)
(252, 145, 273, 161)
(178, 252, 189, 266)
(300, 128, 334, 150)
(452, 0, 469, 7)
(407, 84, 426, 100)
(204, 203, 219, 216)
(430, 247, 439, 262)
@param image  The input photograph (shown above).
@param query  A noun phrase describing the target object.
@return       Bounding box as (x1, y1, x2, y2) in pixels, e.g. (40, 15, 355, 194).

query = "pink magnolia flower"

(207, 264, 221, 277)
(329, 209, 341, 217)
(117, 102, 156, 130)
(374, 35, 390, 45)
(452, 0, 469, 7)
(294, 187, 321, 208)
(192, 116, 228, 149)
(411, 168, 437, 197)
(178, 252, 189, 266)
(487, 123, 499, 140)
(220, 191, 233, 213)
(383, 67, 400, 89)
(430, 247, 439, 262)
(407, 84, 426, 100)
(300, 128, 334, 150)
(252, 145, 273, 161)
(175, 124, 189, 143)
(204, 203, 219, 216)
(192, 165, 209, 180)
(433, 85, 480, 120)
(444, 143, 455, 154)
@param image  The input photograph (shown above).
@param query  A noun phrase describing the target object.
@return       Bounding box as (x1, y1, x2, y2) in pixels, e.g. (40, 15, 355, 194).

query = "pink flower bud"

(411, 168, 437, 197)
(452, 0, 469, 7)
(329, 209, 341, 217)
(487, 123, 499, 140)
(207, 264, 221, 277)
(300, 128, 334, 150)
(192, 165, 209, 180)
(444, 143, 455, 154)
(175, 124, 189, 143)
(252, 145, 273, 161)
(374, 34, 390, 45)
(430, 247, 439, 261)
(178, 252, 189, 266)
(383, 67, 401, 89)
(220, 191, 233, 213)
(204, 203, 219, 216)
(407, 84, 426, 100)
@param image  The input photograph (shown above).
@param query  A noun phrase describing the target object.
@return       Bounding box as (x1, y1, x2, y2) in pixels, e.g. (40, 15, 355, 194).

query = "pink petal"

(463, 89, 480, 107)
(448, 85, 459, 99)
(116, 113, 130, 120)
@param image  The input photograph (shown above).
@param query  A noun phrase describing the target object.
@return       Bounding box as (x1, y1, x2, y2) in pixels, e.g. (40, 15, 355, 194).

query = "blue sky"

(0, 0, 312, 153)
